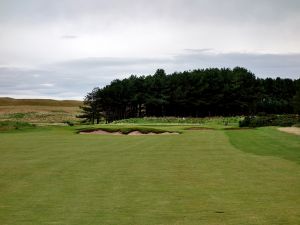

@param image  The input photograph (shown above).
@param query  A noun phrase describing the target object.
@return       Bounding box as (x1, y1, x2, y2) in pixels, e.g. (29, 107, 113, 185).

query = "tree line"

(79, 67, 300, 123)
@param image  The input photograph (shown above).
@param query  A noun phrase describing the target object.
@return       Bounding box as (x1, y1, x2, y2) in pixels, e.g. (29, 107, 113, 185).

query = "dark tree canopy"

(80, 67, 300, 123)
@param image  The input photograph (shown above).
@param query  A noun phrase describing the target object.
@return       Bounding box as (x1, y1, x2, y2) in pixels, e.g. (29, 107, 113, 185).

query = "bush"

(63, 121, 75, 126)
(0, 121, 35, 131)
(239, 115, 300, 128)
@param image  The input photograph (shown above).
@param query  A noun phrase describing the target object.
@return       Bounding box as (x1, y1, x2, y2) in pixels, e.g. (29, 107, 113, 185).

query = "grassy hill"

(0, 97, 83, 124)
(0, 97, 82, 107)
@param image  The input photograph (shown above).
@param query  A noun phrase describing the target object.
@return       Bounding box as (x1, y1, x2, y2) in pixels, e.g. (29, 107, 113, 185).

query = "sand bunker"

(80, 130, 179, 135)
(278, 127, 300, 136)
(80, 130, 122, 135)
(127, 131, 179, 135)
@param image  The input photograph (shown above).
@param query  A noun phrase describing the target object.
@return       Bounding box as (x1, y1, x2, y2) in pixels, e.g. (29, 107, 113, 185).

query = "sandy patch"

(80, 130, 122, 135)
(128, 131, 179, 135)
(278, 127, 300, 136)
(127, 131, 143, 135)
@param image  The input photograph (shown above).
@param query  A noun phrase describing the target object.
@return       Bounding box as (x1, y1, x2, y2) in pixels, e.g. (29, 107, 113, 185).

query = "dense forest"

(79, 67, 300, 123)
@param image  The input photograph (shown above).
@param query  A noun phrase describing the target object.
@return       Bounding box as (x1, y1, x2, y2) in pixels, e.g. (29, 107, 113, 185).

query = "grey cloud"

(56, 57, 172, 69)
(61, 35, 78, 39)
(1, 0, 299, 25)
(173, 51, 300, 77)
(0, 0, 299, 67)
(53, 52, 300, 79)
(0, 0, 299, 99)
(1, 51, 299, 99)
(0, 66, 91, 99)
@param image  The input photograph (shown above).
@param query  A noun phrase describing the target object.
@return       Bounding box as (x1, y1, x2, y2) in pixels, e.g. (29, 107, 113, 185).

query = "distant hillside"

(0, 97, 83, 107)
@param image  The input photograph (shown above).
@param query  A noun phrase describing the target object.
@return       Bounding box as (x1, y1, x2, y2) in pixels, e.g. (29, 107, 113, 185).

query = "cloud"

(173, 51, 300, 77)
(0, 0, 300, 66)
(40, 83, 55, 87)
(0, 1, 299, 99)
(0, 51, 299, 99)
(61, 35, 78, 39)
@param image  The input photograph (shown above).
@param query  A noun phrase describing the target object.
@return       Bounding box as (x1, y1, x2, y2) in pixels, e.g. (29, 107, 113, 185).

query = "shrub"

(239, 115, 300, 128)
(63, 121, 75, 126)
(0, 121, 36, 131)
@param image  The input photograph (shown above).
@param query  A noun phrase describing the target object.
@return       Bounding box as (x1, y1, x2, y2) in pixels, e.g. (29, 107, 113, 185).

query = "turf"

(226, 127, 300, 164)
(0, 126, 299, 225)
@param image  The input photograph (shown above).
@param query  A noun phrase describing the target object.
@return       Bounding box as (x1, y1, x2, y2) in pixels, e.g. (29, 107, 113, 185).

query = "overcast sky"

(0, 0, 299, 100)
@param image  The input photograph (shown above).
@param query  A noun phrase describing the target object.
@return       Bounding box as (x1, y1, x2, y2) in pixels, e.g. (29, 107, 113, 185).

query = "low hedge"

(239, 115, 300, 128)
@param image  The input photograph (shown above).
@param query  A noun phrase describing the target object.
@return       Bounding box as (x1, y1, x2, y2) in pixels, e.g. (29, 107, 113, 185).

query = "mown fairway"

(0, 126, 299, 225)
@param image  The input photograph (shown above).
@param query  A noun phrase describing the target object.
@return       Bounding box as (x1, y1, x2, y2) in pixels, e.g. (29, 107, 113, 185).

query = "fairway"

(0, 126, 299, 225)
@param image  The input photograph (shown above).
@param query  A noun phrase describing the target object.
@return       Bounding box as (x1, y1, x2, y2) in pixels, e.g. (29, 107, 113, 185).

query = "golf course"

(1, 0, 300, 224)
(0, 123, 299, 225)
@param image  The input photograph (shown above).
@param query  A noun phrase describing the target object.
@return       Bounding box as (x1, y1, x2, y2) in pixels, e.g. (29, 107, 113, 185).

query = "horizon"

(1, 0, 300, 99)
(1, 66, 299, 101)
(0, 65, 300, 100)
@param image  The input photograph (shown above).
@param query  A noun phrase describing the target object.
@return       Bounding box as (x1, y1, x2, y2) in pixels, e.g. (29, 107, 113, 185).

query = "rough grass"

(0, 121, 36, 132)
(113, 117, 242, 128)
(0, 98, 82, 124)
(0, 106, 81, 124)
(0, 97, 82, 107)
(0, 125, 299, 225)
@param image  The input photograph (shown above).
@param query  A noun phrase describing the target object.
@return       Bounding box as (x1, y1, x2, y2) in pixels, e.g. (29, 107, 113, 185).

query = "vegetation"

(292, 79, 300, 114)
(80, 67, 299, 123)
(0, 125, 299, 225)
(239, 114, 300, 127)
(0, 121, 35, 132)
(78, 126, 175, 134)
(0, 98, 82, 124)
(0, 97, 82, 107)
(113, 116, 241, 129)
(0, 111, 80, 124)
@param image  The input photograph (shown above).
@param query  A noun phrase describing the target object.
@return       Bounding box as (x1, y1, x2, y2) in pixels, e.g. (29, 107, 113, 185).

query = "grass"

(226, 127, 300, 164)
(0, 97, 82, 107)
(0, 97, 82, 124)
(113, 116, 242, 128)
(0, 125, 299, 225)
(0, 106, 81, 124)
(0, 121, 36, 132)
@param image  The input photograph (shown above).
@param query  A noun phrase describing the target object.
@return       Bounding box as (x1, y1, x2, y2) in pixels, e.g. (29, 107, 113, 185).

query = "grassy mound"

(0, 97, 82, 107)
